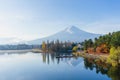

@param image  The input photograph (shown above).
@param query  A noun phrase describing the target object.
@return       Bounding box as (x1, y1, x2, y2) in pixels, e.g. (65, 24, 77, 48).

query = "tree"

(87, 39, 93, 48)
(82, 31, 120, 54)
(110, 31, 120, 48)
(107, 47, 120, 66)
(83, 39, 94, 52)
(41, 40, 73, 53)
(42, 41, 47, 52)
(72, 46, 78, 52)
(83, 40, 88, 50)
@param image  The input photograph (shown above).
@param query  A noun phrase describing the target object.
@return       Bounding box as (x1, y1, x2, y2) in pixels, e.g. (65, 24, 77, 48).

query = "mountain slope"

(27, 26, 101, 44)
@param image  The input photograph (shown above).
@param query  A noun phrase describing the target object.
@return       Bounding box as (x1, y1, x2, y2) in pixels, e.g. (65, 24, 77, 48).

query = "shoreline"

(73, 52, 120, 66)
(73, 52, 109, 62)
(0, 49, 43, 54)
(76, 52, 109, 59)
(0, 49, 33, 53)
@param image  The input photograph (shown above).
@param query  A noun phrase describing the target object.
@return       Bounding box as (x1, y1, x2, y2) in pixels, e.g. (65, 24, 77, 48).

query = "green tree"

(83, 40, 88, 50)
(110, 31, 120, 48)
(83, 39, 93, 52)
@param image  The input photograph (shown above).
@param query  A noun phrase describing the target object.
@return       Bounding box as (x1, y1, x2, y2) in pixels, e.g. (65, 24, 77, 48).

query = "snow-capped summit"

(27, 26, 101, 44)
(64, 26, 79, 34)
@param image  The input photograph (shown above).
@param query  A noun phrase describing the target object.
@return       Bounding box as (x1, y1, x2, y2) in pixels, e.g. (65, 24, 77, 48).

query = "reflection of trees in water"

(50, 53, 55, 63)
(42, 53, 46, 63)
(42, 53, 120, 80)
(84, 58, 120, 80)
(84, 58, 95, 70)
(41, 53, 72, 64)
(42, 53, 50, 64)
(108, 67, 120, 80)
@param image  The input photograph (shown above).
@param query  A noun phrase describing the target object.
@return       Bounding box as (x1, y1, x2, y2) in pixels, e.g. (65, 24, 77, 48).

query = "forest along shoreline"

(71, 31, 120, 67)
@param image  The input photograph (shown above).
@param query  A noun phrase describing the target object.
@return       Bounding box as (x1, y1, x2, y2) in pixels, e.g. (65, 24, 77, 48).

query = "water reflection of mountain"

(66, 58, 83, 67)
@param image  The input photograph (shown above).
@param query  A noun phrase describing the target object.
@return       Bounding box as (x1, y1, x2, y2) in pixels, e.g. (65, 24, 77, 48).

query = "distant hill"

(27, 26, 101, 44)
(0, 37, 24, 45)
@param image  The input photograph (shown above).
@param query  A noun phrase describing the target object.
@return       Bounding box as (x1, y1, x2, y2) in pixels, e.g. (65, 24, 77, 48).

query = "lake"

(0, 52, 118, 80)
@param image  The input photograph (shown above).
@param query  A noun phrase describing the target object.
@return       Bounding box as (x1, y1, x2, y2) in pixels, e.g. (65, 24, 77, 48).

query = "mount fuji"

(27, 26, 101, 44)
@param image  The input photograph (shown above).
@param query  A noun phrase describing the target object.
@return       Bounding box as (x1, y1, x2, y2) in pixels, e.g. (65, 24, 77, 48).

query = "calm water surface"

(0, 52, 117, 80)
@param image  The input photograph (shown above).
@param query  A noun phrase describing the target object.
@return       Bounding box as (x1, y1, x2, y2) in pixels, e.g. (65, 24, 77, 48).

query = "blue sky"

(0, 0, 120, 40)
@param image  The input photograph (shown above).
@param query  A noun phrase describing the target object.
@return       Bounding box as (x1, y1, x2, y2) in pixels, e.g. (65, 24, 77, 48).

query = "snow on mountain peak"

(64, 26, 78, 34)
(65, 26, 74, 34)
